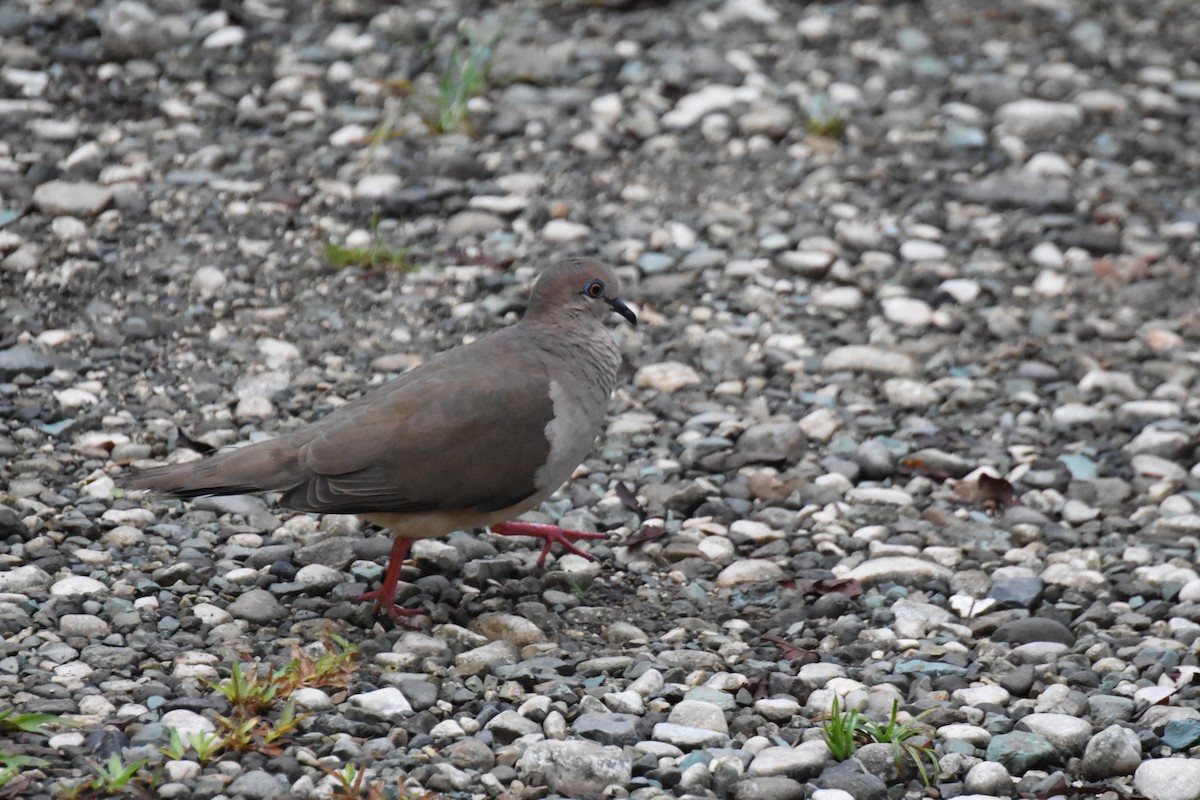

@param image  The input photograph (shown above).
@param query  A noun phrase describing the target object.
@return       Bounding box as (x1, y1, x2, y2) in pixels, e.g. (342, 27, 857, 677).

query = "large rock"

(516, 740, 631, 795)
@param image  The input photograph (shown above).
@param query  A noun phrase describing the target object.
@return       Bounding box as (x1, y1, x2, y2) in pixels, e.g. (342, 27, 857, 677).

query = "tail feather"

(122, 439, 303, 499)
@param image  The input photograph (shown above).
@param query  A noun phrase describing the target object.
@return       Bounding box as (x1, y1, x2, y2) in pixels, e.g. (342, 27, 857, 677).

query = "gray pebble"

(225, 770, 285, 799)
(731, 775, 806, 800)
(747, 743, 829, 780)
(59, 614, 110, 638)
(1082, 724, 1142, 779)
(652, 722, 730, 750)
(516, 740, 631, 797)
(668, 700, 729, 734)
(995, 98, 1083, 138)
(573, 712, 642, 746)
(822, 345, 915, 375)
(0, 564, 50, 592)
(985, 730, 1056, 774)
(1134, 759, 1200, 800)
(225, 589, 287, 624)
(964, 760, 1014, 794)
(295, 564, 342, 593)
(0, 345, 55, 381)
(484, 709, 541, 743)
(33, 181, 112, 217)
(993, 617, 1075, 646)
(1017, 713, 1092, 755)
(442, 737, 495, 771)
(348, 687, 412, 722)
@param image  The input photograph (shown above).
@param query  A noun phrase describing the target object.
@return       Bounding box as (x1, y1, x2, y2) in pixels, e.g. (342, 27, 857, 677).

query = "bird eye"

(582, 279, 605, 298)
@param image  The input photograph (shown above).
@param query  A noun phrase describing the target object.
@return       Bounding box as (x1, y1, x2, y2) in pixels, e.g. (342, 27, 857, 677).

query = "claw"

(350, 586, 425, 628)
(489, 521, 608, 568)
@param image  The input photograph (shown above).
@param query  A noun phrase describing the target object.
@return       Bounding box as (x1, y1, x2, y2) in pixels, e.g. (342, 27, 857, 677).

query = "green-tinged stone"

(130, 722, 165, 745)
(678, 750, 713, 771)
(985, 731, 1056, 773)
(683, 687, 736, 711)
(894, 659, 968, 677)
(1163, 719, 1200, 749)
(1058, 453, 1098, 479)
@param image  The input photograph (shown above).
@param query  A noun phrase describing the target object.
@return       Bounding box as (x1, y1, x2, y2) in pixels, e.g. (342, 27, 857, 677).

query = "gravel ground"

(3, 0, 1200, 798)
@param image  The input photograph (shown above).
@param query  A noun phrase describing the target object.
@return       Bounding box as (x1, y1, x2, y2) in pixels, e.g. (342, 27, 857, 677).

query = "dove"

(125, 257, 636, 620)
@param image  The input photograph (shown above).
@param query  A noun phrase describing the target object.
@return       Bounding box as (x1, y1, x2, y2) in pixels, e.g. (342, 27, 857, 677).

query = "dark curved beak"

(606, 296, 637, 326)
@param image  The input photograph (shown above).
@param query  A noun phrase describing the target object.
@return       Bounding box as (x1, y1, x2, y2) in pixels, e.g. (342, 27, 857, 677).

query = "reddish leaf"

(615, 482, 644, 514)
(954, 472, 1017, 508)
(812, 578, 863, 597)
(759, 635, 806, 660)
(260, 187, 304, 208)
(788, 578, 863, 598)
(623, 522, 665, 547)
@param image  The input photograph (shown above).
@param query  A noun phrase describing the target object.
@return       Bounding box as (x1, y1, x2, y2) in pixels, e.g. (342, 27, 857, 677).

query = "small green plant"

(805, 94, 845, 139)
(300, 635, 360, 688)
(0, 753, 48, 789)
(189, 731, 225, 764)
(821, 694, 860, 760)
(428, 28, 497, 134)
(368, 96, 407, 160)
(320, 762, 442, 800)
(59, 754, 153, 798)
(89, 754, 149, 794)
(562, 575, 588, 602)
(160, 729, 187, 761)
(321, 762, 368, 800)
(806, 113, 845, 139)
(212, 660, 282, 716)
(822, 696, 939, 787)
(262, 699, 303, 748)
(160, 728, 224, 764)
(210, 638, 359, 756)
(0, 710, 63, 792)
(213, 698, 300, 756)
(857, 699, 939, 786)
(0, 710, 62, 735)
(324, 211, 411, 271)
(214, 715, 261, 755)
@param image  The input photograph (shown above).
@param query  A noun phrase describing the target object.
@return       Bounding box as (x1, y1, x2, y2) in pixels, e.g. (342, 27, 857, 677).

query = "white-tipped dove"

(125, 257, 636, 620)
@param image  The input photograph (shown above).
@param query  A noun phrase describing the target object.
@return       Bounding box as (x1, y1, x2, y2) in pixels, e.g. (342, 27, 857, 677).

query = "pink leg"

(351, 536, 424, 624)
(489, 521, 608, 568)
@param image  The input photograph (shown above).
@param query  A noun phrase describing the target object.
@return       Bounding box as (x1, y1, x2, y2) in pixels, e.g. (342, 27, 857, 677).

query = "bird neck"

(520, 314, 620, 395)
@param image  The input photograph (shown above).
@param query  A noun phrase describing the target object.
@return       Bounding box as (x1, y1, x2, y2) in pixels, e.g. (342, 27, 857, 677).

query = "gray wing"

(127, 331, 557, 515)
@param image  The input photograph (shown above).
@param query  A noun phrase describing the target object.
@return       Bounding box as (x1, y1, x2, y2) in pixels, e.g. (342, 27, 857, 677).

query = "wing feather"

(277, 329, 556, 515)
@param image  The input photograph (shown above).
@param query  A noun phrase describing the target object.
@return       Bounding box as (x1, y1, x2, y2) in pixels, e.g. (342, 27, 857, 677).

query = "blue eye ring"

(582, 279, 605, 298)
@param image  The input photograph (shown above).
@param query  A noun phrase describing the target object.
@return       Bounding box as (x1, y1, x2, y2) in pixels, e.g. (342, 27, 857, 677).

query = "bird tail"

(123, 439, 300, 498)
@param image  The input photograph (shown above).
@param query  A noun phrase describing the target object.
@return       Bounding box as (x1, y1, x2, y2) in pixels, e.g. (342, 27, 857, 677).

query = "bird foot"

(489, 521, 608, 568)
(351, 536, 420, 626)
(351, 587, 425, 628)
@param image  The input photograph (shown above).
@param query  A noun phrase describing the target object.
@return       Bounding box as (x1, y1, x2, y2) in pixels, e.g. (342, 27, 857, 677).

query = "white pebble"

(799, 406, 841, 441)
(161, 709, 216, 737)
(55, 388, 99, 408)
(542, 219, 591, 242)
(881, 296, 934, 327)
(822, 345, 916, 375)
(191, 265, 226, 296)
(1032, 269, 1068, 296)
(202, 26, 246, 48)
(354, 174, 402, 198)
(50, 576, 106, 596)
(716, 559, 784, 587)
(635, 361, 701, 394)
(899, 239, 947, 261)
